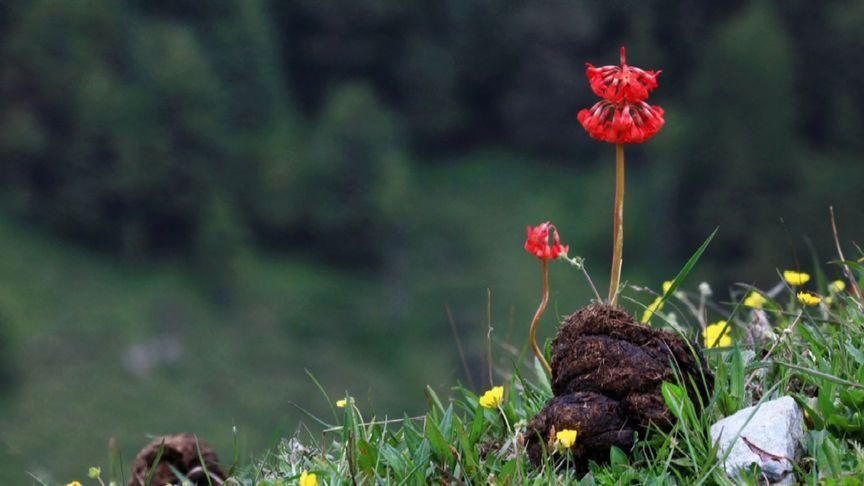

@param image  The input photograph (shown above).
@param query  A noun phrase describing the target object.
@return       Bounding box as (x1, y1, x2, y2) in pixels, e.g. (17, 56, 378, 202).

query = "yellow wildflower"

(797, 292, 822, 307)
(829, 280, 846, 293)
(641, 296, 663, 323)
(704, 321, 732, 348)
(88, 467, 101, 479)
(478, 386, 504, 409)
(641, 281, 674, 323)
(336, 397, 353, 408)
(66, 482, 83, 486)
(825, 296, 834, 305)
(299, 470, 318, 486)
(555, 429, 578, 449)
(743, 291, 767, 309)
(783, 270, 810, 286)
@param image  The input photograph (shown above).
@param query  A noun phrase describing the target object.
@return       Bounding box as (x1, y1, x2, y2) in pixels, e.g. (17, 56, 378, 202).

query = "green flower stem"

(562, 255, 602, 302)
(497, 405, 512, 435)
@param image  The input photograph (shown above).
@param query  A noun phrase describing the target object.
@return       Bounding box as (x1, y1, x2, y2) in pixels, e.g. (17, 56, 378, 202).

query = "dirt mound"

(128, 434, 225, 486)
(526, 303, 713, 466)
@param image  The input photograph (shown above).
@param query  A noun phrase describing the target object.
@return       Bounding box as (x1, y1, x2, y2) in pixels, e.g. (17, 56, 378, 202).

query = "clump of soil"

(526, 303, 713, 466)
(128, 434, 225, 486)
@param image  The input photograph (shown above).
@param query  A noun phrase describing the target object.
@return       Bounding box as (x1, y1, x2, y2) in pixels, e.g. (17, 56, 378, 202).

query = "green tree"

(304, 83, 409, 263)
(673, 1, 802, 281)
(0, 0, 230, 254)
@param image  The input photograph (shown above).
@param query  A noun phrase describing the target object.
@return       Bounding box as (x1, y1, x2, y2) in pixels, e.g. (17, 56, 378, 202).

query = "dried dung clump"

(526, 303, 713, 466)
(128, 433, 225, 486)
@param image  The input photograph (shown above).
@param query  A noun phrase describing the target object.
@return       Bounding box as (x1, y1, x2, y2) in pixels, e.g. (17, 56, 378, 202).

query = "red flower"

(578, 100, 665, 144)
(579, 46, 664, 144)
(525, 222, 569, 260)
(586, 47, 660, 103)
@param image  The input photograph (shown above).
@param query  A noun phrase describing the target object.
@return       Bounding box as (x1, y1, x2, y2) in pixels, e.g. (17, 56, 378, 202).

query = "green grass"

(216, 262, 864, 485)
(0, 215, 384, 484)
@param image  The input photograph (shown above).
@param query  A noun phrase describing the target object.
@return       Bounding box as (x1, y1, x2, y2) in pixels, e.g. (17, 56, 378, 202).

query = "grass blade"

(143, 439, 166, 486)
(656, 227, 719, 309)
(194, 435, 214, 486)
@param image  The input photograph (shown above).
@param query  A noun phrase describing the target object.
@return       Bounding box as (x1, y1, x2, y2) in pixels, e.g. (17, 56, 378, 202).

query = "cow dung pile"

(525, 303, 713, 466)
(128, 433, 225, 486)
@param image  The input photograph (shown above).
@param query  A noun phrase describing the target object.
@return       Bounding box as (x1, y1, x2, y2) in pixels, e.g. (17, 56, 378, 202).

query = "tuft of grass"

(222, 259, 864, 484)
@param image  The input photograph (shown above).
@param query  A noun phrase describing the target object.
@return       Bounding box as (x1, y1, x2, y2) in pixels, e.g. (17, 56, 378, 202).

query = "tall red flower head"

(525, 222, 569, 260)
(578, 100, 665, 144)
(586, 47, 661, 103)
(578, 47, 665, 144)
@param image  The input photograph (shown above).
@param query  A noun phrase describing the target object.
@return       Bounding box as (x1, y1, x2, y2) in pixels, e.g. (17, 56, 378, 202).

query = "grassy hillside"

(0, 213, 392, 483)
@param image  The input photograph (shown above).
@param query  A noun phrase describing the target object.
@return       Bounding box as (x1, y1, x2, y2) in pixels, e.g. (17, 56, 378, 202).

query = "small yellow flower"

(783, 270, 810, 286)
(829, 280, 846, 293)
(336, 397, 353, 408)
(704, 321, 732, 348)
(641, 296, 663, 323)
(555, 429, 578, 449)
(743, 291, 767, 309)
(662, 280, 673, 294)
(478, 386, 504, 409)
(641, 281, 674, 323)
(88, 466, 102, 479)
(797, 292, 822, 307)
(824, 296, 834, 305)
(66, 482, 83, 486)
(299, 470, 318, 486)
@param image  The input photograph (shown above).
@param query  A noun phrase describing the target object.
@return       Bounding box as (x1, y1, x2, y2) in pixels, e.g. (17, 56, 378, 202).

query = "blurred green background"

(1, 0, 863, 482)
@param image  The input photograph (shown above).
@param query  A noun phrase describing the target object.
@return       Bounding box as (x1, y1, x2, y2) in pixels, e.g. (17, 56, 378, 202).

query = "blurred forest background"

(1, 0, 863, 482)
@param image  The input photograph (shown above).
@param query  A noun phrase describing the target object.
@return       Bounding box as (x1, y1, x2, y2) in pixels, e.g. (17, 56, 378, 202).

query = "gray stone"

(710, 396, 804, 485)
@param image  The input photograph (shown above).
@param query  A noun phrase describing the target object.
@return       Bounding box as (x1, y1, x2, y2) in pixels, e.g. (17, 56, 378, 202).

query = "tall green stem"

(608, 143, 625, 306)
(530, 260, 552, 375)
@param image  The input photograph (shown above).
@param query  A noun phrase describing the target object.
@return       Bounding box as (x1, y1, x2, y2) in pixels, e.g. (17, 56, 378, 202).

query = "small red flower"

(578, 100, 665, 144)
(578, 46, 665, 144)
(586, 47, 660, 103)
(525, 222, 569, 260)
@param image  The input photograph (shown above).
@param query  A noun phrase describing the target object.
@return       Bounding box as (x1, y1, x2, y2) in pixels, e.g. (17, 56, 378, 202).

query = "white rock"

(710, 396, 804, 485)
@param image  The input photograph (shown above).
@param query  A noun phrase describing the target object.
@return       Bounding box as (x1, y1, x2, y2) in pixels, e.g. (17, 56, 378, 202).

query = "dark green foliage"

(0, 311, 13, 396)
(674, 3, 801, 282)
(2, 0, 864, 275)
(241, 83, 410, 264)
(0, 0, 230, 254)
(302, 83, 409, 263)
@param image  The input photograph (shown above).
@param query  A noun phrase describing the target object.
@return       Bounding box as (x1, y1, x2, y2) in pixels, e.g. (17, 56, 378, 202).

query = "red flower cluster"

(578, 100, 665, 145)
(578, 47, 665, 144)
(586, 53, 660, 103)
(525, 222, 569, 260)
